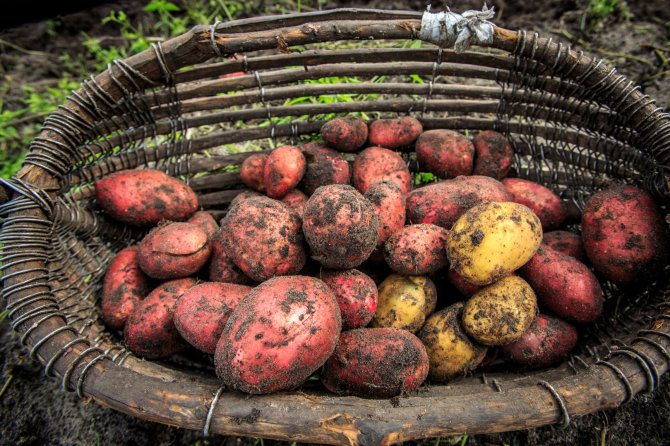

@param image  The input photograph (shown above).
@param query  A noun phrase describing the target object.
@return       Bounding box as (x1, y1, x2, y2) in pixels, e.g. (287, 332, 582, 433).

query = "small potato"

(300, 142, 351, 195)
(405, 175, 511, 230)
(95, 169, 198, 226)
(372, 274, 437, 333)
(352, 146, 412, 195)
(384, 224, 448, 275)
(417, 302, 488, 381)
(173, 282, 252, 354)
(472, 130, 514, 180)
(321, 269, 378, 330)
(502, 178, 567, 230)
(446, 268, 482, 298)
(364, 180, 406, 247)
(124, 277, 197, 359)
(240, 153, 268, 192)
(215, 275, 341, 394)
(263, 145, 306, 198)
(222, 196, 306, 282)
(446, 202, 543, 285)
(500, 313, 578, 368)
(138, 222, 212, 280)
(368, 116, 423, 149)
(280, 188, 308, 218)
(187, 210, 219, 239)
(100, 245, 153, 331)
(229, 190, 264, 209)
(543, 230, 586, 262)
(581, 184, 669, 284)
(321, 327, 429, 398)
(518, 244, 603, 324)
(302, 184, 379, 269)
(320, 116, 368, 152)
(415, 129, 475, 179)
(208, 228, 254, 285)
(462, 275, 538, 346)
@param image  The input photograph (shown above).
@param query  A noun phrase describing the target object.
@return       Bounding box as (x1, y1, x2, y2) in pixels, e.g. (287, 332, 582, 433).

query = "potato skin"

(502, 178, 567, 230)
(415, 129, 475, 179)
(321, 269, 378, 329)
(214, 275, 341, 394)
(173, 282, 251, 354)
(417, 302, 488, 381)
(446, 202, 543, 285)
(581, 184, 669, 284)
(352, 146, 412, 195)
(264, 145, 306, 198)
(472, 130, 514, 180)
(320, 116, 368, 152)
(95, 169, 198, 226)
(446, 269, 482, 297)
(138, 222, 212, 280)
(299, 142, 351, 195)
(302, 184, 379, 268)
(280, 188, 308, 218)
(124, 277, 197, 359)
(321, 327, 429, 398)
(207, 228, 254, 285)
(500, 313, 578, 368)
(364, 180, 406, 247)
(187, 210, 219, 239)
(100, 246, 153, 331)
(384, 224, 448, 275)
(240, 153, 268, 192)
(543, 230, 586, 263)
(405, 175, 511, 230)
(372, 274, 437, 333)
(222, 196, 306, 282)
(518, 244, 603, 324)
(462, 275, 538, 346)
(368, 116, 423, 149)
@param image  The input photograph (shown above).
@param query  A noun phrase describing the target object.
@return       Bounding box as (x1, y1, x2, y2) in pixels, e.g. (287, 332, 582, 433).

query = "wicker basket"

(1, 7, 669, 445)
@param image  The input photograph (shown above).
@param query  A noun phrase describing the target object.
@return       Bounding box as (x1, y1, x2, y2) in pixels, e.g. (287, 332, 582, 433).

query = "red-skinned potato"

(405, 175, 511, 230)
(364, 180, 406, 247)
(321, 269, 378, 330)
(229, 190, 264, 209)
(320, 116, 368, 152)
(472, 130, 514, 180)
(352, 146, 412, 195)
(95, 169, 198, 226)
(384, 223, 449, 276)
(368, 116, 423, 149)
(208, 228, 254, 285)
(100, 246, 152, 331)
(280, 188, 308, 218)
(446, 268, 483, 298)
(543, 230, 586, 263)
(581, 184, 669, 284)
(302, 184, 379, 269)
(415, 129, 475, 179)
(500, 313, 578, 368)
(264, 145, 306, 198)
(138, 222, 211, 280)
(240, 153, 268, 192)
(124, 277, 197, 359)
(321, 327, 429, 398)
(502, 178, 567, 230)
(222, 196, 306, 282)
(215, 275, 341, 394)
(300, 142, 351, 195)
(518, 244, 603, 324)
(173, 282, 252, 354)
(187, 210, 219, 239)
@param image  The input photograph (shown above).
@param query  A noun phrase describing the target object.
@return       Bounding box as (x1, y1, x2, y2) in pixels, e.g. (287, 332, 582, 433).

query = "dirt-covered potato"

(94, 168, 198, 226)
(417, 302, 488, 381)
(240, 153, 268, 192)
(215, 275, 341, 394)
(321, 269, 378, 330)
(263, 145, 306, 198)
(186, 210, 219, 239)
(280, 188, 308, 218)
(415, 129, 475, 179)
(321, 327, 429, 398)
(543, 230, 586, 262)
(446, 269, 482, 297)
(367, 116, 423, 149)
(383, 223, 448, 275)
(462, 275, 538, 346)
(371, 274, 437, 333)
(320, 116, 368, 152)
(299, 142, 351, 195)
(364, 180, 406, 248)
(471, 130, 514, 180)
(352, 146, 412, 195)
(207, 228, 254, 285)
(446, 202, 543, 285)
(502, 178, 567, 230)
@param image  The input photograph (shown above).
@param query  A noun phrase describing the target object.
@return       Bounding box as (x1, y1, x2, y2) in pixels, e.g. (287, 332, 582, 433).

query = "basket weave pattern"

(1, 8, 669, 445)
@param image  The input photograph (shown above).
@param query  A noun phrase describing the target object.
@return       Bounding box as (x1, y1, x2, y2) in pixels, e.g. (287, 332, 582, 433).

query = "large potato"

(417, 302, 488, 382)
(383, 223, 448, 276)
(446, 201, 542, 285)
(502, 178, 567, 230)
(462, 275, 538, 346)
(371, 274, 437, 333)
(352, 146, 412, 195)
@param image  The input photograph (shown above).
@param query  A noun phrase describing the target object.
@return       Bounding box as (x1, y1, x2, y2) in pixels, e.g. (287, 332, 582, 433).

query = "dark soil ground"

(1, 1, 669, 445)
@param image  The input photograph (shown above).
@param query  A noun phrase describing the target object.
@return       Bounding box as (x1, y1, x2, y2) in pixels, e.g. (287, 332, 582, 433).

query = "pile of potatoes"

(95, 115, 669, 398)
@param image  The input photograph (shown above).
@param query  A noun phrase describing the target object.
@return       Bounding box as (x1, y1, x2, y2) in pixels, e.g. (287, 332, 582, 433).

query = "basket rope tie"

(419, 5, 495, 53)
(608, 348, 657, 396)
(537, 381, 571, 429)
(631, 337, 670, 362)
(44, 337, 90, 378)
(60, 345, 108, 394)
(210, 20, 225, 58)
(204, 387, 225, 437)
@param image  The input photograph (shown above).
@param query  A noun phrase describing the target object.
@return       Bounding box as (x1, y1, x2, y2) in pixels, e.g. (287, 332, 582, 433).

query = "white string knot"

(419, 5, 496, 53)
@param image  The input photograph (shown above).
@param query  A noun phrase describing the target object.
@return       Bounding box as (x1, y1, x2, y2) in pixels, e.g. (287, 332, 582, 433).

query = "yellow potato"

(371, 274, 437, 333)
(418, 302, 488, 382)
(446, 201, 542, 285)
(461, 275, 538, 346)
